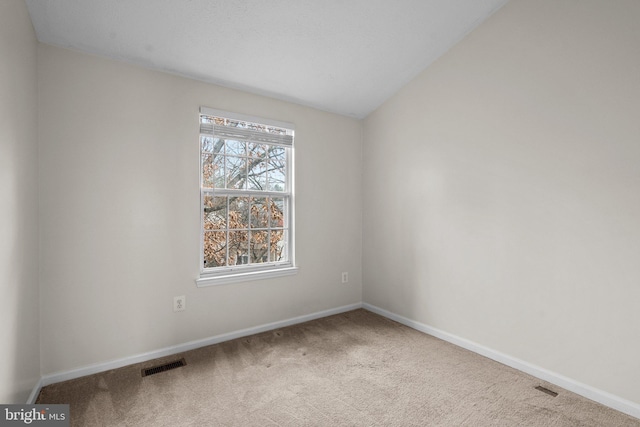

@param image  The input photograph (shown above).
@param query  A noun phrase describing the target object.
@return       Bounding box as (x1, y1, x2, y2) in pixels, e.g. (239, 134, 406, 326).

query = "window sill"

(196, 266, 298, 287)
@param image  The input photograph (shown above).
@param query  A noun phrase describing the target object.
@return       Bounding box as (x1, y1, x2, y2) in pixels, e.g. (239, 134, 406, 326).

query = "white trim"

(199, 106, 295, 131)
(196, 266, 298, 287)
(362, 303, 640, 420)
(40, 302, 362, 387)
(26, 377, 43, 404)
(288, 137, 296, 269)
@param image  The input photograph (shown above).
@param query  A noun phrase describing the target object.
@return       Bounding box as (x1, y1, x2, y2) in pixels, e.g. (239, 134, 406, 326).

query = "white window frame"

(196, 107, 297, 287)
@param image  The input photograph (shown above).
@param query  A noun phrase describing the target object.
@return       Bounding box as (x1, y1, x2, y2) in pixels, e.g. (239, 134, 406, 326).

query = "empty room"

(1, 0, 639, 425)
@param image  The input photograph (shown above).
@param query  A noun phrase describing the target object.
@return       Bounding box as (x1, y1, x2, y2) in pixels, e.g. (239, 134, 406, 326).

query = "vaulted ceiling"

(26, 0, 508, 118)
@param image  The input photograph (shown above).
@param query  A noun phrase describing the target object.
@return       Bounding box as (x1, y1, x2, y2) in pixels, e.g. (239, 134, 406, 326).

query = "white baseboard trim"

(26, 377, 43, 404)
(362, 303, 640, 420)
(41, 302, 363, 387)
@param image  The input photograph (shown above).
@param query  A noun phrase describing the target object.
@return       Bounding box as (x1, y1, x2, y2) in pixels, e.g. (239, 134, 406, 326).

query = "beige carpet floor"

(37, 309, 640, 426)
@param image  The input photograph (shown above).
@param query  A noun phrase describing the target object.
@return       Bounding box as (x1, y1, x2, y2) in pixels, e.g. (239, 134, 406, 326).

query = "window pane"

(202, 154, 225, 188)
(228, 196, 249, 229)
(201, 136, 214, 153)
(247, 143, 267, 158)
(250, 230, 269, 263)
(250, 197, 269, 228)
(269, 146, 285, 160)
(270, 230, 287, 262)
(201, 137, 224, 155)
(204, 231, 227, 267)
(267, 158, 286, 192)
(228, 231, 248, 265)
(225, 139, 245, 156)
(212, 138, 224, 154)
(247, 159, 267, 190)
(202, 154, 212, 188)
(226, 156, 246, 189)
(204, 195, 226, 230)
(270, 197, 285, 228)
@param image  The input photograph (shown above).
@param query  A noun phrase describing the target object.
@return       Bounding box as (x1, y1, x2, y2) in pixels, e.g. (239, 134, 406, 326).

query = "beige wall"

(0, 0, 40, 403)
(8, 0, 639, 411)
(363, 0, 640, 405)
(38, 45, 362, 375)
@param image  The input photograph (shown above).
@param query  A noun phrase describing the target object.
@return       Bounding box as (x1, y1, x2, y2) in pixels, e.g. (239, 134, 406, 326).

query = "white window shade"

(199, 123, 293, 147)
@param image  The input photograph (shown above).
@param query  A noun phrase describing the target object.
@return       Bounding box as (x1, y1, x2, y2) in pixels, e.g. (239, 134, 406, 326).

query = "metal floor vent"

(141, 358, 186, 377)
(535, 386, 558, 397)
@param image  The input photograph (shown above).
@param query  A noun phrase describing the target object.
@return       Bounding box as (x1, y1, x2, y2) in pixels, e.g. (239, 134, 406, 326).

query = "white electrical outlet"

(341, 272, 348, 283)
(174, 295, 186, 312)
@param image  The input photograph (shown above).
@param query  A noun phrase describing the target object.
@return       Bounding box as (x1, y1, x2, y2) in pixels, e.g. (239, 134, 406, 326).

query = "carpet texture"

(37, 309, 640, 426)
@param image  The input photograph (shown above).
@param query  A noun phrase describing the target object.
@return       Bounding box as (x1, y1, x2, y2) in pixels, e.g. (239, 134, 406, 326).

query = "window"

(197, 107, 296, 286)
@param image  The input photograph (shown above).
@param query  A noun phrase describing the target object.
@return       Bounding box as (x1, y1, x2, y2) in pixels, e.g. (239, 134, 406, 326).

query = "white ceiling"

(26, 0, 508, 118)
